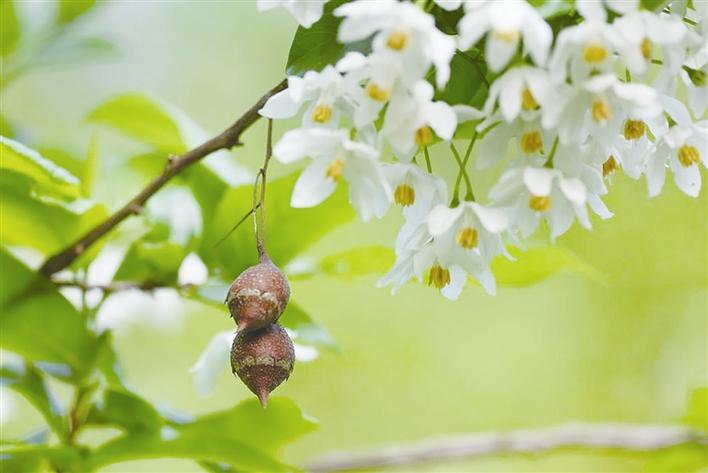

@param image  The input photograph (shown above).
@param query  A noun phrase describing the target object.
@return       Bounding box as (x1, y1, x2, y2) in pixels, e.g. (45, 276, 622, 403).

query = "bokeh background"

(1, 2, 706, 471)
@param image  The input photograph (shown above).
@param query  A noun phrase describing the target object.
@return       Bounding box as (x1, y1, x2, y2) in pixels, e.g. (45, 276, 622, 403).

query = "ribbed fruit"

(230, 323, 295, 408)
(226, 255, 290, 333)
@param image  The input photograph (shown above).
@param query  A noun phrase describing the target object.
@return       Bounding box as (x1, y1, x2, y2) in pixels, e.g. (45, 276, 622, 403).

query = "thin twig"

(213, 203, 260, 248)
(38, 80, 287, 277)
(52, 280, 195, 294)
(304, 423, 708, 472)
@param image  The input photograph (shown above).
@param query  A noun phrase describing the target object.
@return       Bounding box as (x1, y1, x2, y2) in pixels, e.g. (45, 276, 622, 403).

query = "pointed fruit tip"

(258, 389, 269, 409)
(237, 320, 248, 333)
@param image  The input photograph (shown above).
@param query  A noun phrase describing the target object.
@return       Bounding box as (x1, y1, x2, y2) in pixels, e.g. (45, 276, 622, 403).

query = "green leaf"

(0, 136, 80, 198)
(0, 445, 85, 473)
(434, 50, 488, 107)
(641, 0, 670, 12)
(113, 240, 186, 286)
(0, 171, 108, 258)
(87, 94, 187, 154)
(683, 387, 707, 429)
(319, 245, 395, 279)
(286, 0, 369, 75)
(56, 0, 96, 24)
(34, 36, 118, 68)
(89, 398, 317, 471)
(0, 250, 100, 382)
(86, 388, 163, 432)
(492, 245, 604, 287)
(0, 0, 20, 57)
(0, 361, 68, 441)
(209, 172, 355, 275)
(81, 135, 100, 197)
(281, 302, 338, 352)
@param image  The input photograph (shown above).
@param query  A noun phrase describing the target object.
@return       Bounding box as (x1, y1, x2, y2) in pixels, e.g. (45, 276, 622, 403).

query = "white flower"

(613, 10, 689, 76)
(458, 0, 552, 72)
(335, 0, 455, 87)
(383, 163, 448, 223)
(260, 66, 352, 128)
(680, 48, 708, 116)
(383, 81, 457, 161)
(543, 74, 661, 145)
(477, 113, 552, 170)
(646, 97, 708, 197)
(549, 17, 638, 83)
(481, 66, 553, 122)
(413, 244, 475, 299)
(489, 166, 591, 240)
(428, 201, 509, 266)
(273, 128, 392, 221)
(257, 0, 327, 28)
(575, 0, 638, 23)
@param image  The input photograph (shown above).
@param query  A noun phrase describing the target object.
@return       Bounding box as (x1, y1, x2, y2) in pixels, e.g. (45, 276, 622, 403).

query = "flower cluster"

(259, 0, 707, 299)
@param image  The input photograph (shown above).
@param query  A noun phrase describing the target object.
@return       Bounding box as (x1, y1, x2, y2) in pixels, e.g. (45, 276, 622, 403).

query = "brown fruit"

(226, 256, 290, 333)
(230, 323, 295, 408)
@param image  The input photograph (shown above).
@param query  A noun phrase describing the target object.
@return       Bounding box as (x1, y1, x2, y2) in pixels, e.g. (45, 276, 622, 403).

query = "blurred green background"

(2, 1, 706, 471)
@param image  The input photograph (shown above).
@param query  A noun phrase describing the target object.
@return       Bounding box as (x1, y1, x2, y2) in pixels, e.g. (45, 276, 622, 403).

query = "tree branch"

(304, 423, 708, 472)
(38, 79, 288, 277)
(52, 279, 195, 294)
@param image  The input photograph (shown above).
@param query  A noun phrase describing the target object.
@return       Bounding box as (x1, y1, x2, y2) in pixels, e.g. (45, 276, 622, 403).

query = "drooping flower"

(383, 163, 448, 223)
(273, 128, 392, 221)
(383, 81, 457, 161)
(481, 66, 553, 123)
(256, 0, 328, 28)
(335, 0, 455, 87)
(489, 166, 592, 240)
(457, 0, 553, 72)
(259, 66, 352, 128)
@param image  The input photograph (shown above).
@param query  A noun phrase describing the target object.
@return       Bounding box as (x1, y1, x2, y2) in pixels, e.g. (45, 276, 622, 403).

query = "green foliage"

(88, 398, 317, 471)
(0, 136, 80, 198)
(88, 94, 187, 154)
(434, 50, 488, 108)
(0, 250, 101, 382)
(492, 245, 604, 287)
(641, 0, 671, 12)
(0, 0, 20, 57)
(0, 361, 68, 441)
(683, 387, 707, 429)
(56, 0, 97, 25)
(286, 0, 369, 75)
(86, 388, 163, 432)
(210, 172, 355, 273)
(114, 240, 186, 286)
(281, 302, 339, 352)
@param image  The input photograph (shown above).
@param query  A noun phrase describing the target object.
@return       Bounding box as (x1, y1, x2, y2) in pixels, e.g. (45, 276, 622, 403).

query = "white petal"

(425, 102, 457, 140)
(476, 267, 496, 296)
(289, 0, 325, 28)
(274, 128, 345, 163)
(576, 0, 606, 22)
(486, 34, 519, 72)
(178, 253, 208, 286)
(646, 154, 667, 197)
(670, 157, 702, 197)
(291, 159, 338, 208)
(558, 177, 587, 205)
(259, 89, 301, 119)
(428, 205, 464, 236)
(440, 265, 467, 300)
(521, 13, 552, 67)
(498, 72, 524, 122)
(523, 167, 555, 196)
(458, 11, 490, 50)
(547, 194, 574, 240)
(587, 193, 613, 219)
(190, 331, 234, 398)
(469, 203, 509, 233)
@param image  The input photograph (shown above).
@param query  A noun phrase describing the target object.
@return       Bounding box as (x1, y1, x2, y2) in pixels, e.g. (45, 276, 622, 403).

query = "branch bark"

(38, 79, 288, 277)
(304, 423, 708, 472)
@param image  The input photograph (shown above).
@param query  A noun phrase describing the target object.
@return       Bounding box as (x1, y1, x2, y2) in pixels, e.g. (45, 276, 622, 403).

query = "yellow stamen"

(603, 155, 620, 177)
(623, 119, 646, 140)
(678, 144, 701, 167)
(456, 227, 478, 249)
(386, 30, 410, 51)
(311, 103, 332, 124)
(394, 184, 415, 206)
(520, 130, 543, 154)
(325, 158, 344, 182)
(366, 82, 390, 102)
(415, 126, 434, 147)
(591, 100, 612, 123)
(493, 29, 519, 43)
(427, 264, 450, 289)
(521, 87, 538, 110)
(528, 195, 551, 212)
(584, 43, 608, 64)
(641, 37, 651, 59)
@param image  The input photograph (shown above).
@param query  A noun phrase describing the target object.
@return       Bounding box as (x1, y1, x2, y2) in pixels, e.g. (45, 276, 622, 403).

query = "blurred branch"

(38, 79, 287, 277)
(52, 279, 195, 294)
(304, 423, 708, 472)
